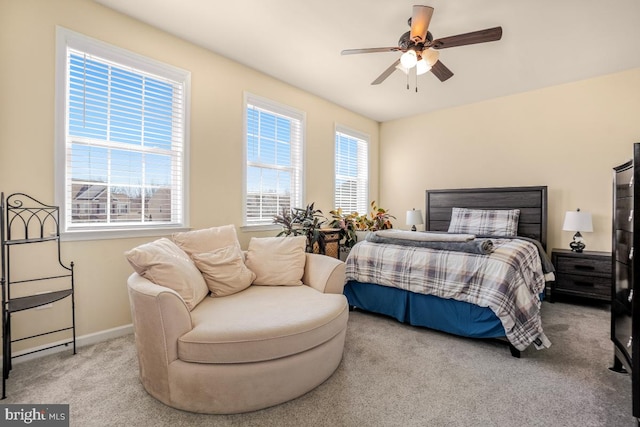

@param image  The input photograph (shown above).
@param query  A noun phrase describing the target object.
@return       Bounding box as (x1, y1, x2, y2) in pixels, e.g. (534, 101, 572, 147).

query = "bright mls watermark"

(0, 404, 69, 426)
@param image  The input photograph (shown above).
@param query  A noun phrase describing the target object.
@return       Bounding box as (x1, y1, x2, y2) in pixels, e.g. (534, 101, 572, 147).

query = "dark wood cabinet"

(611, 144, 640, 422)
(549, 249, 611, 302)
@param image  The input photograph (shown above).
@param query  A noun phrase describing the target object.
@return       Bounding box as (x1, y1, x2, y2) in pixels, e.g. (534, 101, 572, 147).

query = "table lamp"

(562, 208, 593, 252)
(406, 208, 424, 232)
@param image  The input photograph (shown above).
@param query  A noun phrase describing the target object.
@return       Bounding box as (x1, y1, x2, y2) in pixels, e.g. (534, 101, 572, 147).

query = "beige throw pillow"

(172, 225, 242, 257)
(192, 245, 256, 297)
(125, 238, 209, 311)
(245, 236, 307, 286)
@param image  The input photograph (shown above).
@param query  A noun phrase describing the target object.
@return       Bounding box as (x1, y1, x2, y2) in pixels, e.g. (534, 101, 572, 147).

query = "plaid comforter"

(345, 238, 551, 351)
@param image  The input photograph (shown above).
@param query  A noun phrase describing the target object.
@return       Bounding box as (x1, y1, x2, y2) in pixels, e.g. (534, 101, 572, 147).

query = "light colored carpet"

(2, 301, 635, 426)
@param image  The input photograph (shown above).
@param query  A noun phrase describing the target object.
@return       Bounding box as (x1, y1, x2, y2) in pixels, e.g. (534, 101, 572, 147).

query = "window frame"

(334, 124, 369, 215)
(242, 92, 305, 230)
(54, 27, 191, 241)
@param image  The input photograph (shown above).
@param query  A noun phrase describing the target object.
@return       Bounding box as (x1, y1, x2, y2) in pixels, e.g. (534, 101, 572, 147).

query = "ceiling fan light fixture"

(422, 48, 440, 66)
(416, 58, 431, 75)
(400, 49, 418, 69)
(342, 4, 503, 86)
(395, 63, 410, 75)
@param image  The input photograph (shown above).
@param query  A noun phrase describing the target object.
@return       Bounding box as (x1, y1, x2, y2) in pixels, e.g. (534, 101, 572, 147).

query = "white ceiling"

(95, 0, 640, 123)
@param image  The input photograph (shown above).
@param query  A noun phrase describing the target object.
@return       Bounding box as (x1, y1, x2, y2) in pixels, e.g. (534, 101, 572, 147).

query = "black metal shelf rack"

(0, 192, 76, 399)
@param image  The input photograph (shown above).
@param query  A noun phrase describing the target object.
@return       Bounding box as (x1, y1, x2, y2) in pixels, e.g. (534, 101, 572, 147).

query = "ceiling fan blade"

(430, 60, 454, 82)
(409, 5, 434, 43)
(341, 47, 402, 55)
(431, 26, 503, 49)
(371, 59, 401, 85)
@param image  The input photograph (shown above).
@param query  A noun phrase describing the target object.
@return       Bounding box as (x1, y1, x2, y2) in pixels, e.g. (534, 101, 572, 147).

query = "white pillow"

(245, 236, 307, 286)
(125, 238, 209, 311)
(192, 245, 256, 297)
(172, 225, 241, 257)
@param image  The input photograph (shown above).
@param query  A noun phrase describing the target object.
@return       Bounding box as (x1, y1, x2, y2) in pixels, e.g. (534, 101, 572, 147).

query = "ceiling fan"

(341, 5, 503, 85)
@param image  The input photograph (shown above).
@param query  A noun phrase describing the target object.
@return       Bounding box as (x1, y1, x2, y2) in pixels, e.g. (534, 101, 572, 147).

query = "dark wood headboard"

(425, 186, 548, 250)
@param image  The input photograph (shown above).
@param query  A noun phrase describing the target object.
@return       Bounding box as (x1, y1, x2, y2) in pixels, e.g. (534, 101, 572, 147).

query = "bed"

(343, 186, 553, 357)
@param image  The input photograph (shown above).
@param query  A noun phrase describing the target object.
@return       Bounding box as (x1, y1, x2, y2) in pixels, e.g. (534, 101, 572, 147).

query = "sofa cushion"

(124, 238, 209, 311)
(191, 245, 256, 297)
(172, 225, 242, 257)
(244, 236, 307, 286)
(178, 285, 348, 364)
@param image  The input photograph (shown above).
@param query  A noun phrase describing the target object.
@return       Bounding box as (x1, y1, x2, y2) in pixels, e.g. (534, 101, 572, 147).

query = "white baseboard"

(3, 324, 134, 365)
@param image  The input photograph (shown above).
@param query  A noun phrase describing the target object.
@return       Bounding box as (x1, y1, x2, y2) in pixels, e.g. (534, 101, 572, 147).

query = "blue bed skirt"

(343, 280, 506, 339)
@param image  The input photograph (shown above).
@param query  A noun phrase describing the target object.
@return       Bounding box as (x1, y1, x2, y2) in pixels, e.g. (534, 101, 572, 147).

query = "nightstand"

(549, 248, 612, 302)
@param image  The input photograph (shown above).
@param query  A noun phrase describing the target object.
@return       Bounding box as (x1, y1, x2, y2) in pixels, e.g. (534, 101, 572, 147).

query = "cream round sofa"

(126, 229, 348, 414)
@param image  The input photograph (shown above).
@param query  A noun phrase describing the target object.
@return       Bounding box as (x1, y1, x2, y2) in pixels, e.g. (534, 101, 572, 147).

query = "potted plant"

(327, 208, 359, 249)
(365, 201, 395, 231)
(350, 201, 395, 230)
(328, 201, 395, 250)
(273, 202, 327, 253)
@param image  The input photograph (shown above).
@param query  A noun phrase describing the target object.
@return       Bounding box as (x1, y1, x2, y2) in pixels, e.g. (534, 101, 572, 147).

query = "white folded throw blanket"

(373, 230, 475, 242)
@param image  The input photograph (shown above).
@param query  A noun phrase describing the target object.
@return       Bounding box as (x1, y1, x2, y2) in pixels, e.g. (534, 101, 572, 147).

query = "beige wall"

(0, 0, 379, 348)
(380, 68, 640, 253)
(2, 0, 639, 350)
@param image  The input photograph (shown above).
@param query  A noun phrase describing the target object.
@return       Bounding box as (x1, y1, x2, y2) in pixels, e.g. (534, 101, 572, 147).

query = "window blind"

(244, 94, 304, 226)
(61, 39, 188, 231)
(335, 126, 368, 214)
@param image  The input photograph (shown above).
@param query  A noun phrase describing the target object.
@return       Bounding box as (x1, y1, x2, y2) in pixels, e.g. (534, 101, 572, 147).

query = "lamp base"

(569, 241, 585, 253)
(569, 231, 586, 253)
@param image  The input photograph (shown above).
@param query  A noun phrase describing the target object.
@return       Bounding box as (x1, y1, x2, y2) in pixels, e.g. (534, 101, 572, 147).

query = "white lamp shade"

(416, 59, 431, 75)
(562, 210, 593, 232)
(395, 63, 410, 74)
(406, 209, 424, 226)
(400, 50, 418, 69)
(421, 48, 440, 66)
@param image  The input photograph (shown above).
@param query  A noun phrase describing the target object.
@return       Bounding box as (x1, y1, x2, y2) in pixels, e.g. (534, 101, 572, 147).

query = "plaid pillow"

(447, 208, 520, 237)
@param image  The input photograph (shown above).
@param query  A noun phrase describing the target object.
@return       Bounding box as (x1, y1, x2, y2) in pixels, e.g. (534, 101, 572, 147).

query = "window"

(55, 28, 190, 239)
(334, 126, 369, 214)
(243, 93, 304, 227)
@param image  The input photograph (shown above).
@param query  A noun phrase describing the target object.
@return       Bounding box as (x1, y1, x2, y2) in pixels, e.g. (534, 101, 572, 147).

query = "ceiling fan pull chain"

(406, 72, 409, 90)
(415, 69, 418, 93)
